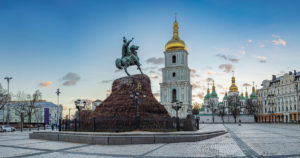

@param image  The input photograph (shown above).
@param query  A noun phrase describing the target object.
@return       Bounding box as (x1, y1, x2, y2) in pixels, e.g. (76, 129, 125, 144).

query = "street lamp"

(130, 91, 146, 129)
(4, 76, 12, 125)
(55, 89, 61, 125)
(74, 99, 86, 130)
(171, 100, 182, 131)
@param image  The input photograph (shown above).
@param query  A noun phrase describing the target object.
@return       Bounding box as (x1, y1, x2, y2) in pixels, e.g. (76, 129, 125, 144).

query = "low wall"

(29, 130, 227, 145)
(197, 115, 255, 123)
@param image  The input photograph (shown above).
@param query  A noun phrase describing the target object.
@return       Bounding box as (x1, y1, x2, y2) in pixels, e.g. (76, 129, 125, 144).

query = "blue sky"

(0, 0, 299, 114)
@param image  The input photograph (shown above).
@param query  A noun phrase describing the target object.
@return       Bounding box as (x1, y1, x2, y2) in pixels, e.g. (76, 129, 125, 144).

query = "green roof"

(199, 106, 205, 111)
(250, 92, 257, 99)
(240, 95, 245, 100)
(223, 95, 228, 100)
(204, 93, 210, 100)
(210, 91, 218, 98)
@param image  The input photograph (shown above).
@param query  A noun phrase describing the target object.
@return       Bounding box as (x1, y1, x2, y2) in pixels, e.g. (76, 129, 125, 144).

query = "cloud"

(115, 69, 121, 73)
(255, 56, 267, 63)
(101, 80, 112, 84)
(62, 73, 80, 86)
(272, 38, 286, 46)
(192, 92, 205, 99)
(39, 81, 52, 88)
(206, 77, 214, 82)
(146, 57, 164, 65)
(153, 92, 160, 97)
(241, 50, 246, 55)
(219, 64, 234, 73)
(272, 35, 286, 46)
(216, 84, 225, 90)
(149, 74, 158, 79)
(191, 69, 201, 78)
(216, 54, 239, 63)
(191, 83, 200, 89)
(243, 83, 251, 87)
(206, 70, 224, 75)
(248, 40, 252, 43)
(272, 34, 280, 38)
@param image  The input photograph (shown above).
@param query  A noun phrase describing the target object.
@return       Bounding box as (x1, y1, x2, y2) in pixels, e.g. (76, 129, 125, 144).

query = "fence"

(60, 117, 194, 132)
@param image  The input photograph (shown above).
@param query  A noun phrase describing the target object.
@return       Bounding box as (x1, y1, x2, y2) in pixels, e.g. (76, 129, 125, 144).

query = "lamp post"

(55, 89, 61, 126)
(74, 99, 86, 130)
(172, 100, 182, 131)
(4, 76, 12, 125)
(130, 91, 146, 129)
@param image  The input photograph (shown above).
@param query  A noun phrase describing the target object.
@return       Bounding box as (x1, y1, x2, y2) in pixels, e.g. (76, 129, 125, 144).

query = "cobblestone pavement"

(0, 124, 299, 157)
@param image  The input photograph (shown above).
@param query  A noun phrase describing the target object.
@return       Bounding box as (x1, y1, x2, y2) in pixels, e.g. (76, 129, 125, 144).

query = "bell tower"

(159, 16, 192, 118)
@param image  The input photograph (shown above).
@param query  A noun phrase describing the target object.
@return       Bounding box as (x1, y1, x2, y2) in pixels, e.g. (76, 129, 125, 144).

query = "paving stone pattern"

(0, 124, 300, 157)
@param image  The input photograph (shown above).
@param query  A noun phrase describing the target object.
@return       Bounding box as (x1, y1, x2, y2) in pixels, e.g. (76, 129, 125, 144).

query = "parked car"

(1, 125, 16, 132)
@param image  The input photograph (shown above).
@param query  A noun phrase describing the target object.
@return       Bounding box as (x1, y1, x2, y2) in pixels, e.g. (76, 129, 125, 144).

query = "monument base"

(91, 74, 170, 130)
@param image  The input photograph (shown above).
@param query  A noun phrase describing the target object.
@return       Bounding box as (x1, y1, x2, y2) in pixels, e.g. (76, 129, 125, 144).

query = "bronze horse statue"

(115, 37, 143, 76)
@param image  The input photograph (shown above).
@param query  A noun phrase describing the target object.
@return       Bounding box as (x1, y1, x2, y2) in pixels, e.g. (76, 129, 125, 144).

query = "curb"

(29, 130, 227, 145)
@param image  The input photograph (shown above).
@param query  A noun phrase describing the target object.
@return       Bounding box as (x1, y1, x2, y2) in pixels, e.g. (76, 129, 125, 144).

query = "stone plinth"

(92, 74, 170, 129)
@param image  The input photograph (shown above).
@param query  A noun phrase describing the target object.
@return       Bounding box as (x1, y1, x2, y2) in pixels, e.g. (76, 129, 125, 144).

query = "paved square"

(0, 124, 300, 157)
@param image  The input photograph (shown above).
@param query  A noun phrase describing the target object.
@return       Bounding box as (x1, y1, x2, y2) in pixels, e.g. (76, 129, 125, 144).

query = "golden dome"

(229, 76, 238, 92)
(165, 16, 187, 51)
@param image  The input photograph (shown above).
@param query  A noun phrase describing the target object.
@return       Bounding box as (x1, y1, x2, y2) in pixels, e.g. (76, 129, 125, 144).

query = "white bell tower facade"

(160, 17, 192, 118)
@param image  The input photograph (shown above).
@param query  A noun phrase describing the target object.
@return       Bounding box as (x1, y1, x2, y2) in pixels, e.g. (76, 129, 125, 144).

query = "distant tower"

(160, 15, 192, 118)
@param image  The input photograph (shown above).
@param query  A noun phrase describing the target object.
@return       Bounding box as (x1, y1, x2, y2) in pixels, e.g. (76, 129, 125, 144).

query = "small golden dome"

(229, 76, 238, 92)
(165, 17, 187, 51)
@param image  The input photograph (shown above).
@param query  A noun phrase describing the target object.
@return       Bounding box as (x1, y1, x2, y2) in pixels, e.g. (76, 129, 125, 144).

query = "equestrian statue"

(115, 37, 143, 76)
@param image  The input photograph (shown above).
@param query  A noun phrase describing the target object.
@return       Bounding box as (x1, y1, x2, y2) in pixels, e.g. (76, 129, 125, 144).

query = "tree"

(218, 103, 226, 123)
(0, 84, 8, 124)
(207, 99, 217, 123)
(246, 98, 258, 122)
(27, 90, 42, 131)
(14, 92, 30, 131)
(192, 102, 201, 115)
(228, 95, 241, 123)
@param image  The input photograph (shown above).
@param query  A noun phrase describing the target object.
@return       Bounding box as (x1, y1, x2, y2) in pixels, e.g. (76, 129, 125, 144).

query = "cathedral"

(202, 74, 258, 116)
(160, 17, 192, 118)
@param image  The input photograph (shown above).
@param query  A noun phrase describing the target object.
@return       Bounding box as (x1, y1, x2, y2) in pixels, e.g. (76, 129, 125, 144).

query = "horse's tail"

(115, 58, 122, 70)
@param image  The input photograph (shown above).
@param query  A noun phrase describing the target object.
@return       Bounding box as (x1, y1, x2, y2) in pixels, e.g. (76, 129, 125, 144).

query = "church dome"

(229, 76, 238, 92)
(165, 17, 187, 51)
(204, 87, 210, 100)
(210, 81, 218, 98)
(250, 83, 257, 99)
(223, 91, 228, 100)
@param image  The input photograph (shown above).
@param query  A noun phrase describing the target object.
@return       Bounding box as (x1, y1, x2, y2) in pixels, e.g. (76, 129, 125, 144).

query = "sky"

(0, 0, 300, 115)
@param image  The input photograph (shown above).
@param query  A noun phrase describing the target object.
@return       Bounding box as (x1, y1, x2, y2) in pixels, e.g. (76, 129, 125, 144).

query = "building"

(92, 99, 102, 111)
(200, 75, 257, 123)
(160, 17, 192, 118)
(0, 101, 62, 126)
(257, 70, 300, 123)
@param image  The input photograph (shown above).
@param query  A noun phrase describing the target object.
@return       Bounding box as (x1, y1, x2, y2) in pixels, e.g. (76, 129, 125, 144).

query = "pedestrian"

(238, 119, 241, 126)
(51, 124, 54, 131)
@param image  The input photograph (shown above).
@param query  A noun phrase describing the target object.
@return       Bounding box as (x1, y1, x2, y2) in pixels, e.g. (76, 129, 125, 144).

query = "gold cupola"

(229, 75, 238, 92)
(165, 15, 187, 51)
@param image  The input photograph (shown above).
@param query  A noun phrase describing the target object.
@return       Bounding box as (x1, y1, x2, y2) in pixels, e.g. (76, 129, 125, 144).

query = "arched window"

(172, 55, 176, 63)
(172, 89, 177, 103)
(172, 72, 176, 77)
